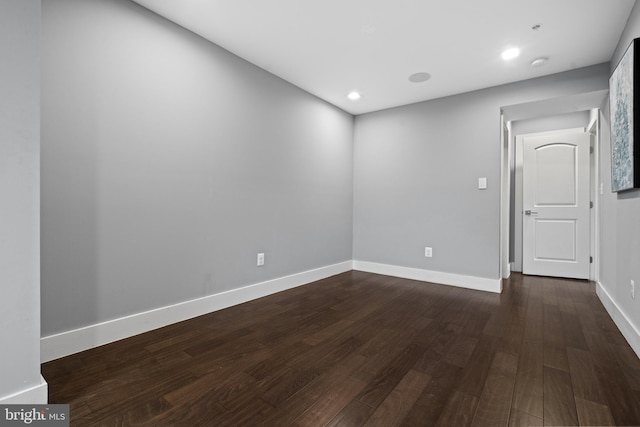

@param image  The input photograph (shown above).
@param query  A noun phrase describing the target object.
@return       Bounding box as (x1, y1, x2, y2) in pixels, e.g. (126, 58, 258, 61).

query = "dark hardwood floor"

(42, 271, 640, 426)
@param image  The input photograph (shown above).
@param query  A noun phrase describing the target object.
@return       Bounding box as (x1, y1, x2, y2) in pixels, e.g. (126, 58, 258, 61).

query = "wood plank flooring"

(42, 271, 640, 426)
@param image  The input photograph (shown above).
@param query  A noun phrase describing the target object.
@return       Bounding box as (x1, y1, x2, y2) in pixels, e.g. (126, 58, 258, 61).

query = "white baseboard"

(41, 261, 353, 363)
(503, 262, 512, 279)
(596, 281, 640, 359)
(353, 261, 502, 293)
(0, 375, 48, 404)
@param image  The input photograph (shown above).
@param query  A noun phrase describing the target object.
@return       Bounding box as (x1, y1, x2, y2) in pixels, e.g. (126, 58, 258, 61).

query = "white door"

(522, 131, 590, 279)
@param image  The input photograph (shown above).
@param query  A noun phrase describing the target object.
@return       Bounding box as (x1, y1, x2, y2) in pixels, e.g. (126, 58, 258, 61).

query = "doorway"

(501, 92, 608, 283)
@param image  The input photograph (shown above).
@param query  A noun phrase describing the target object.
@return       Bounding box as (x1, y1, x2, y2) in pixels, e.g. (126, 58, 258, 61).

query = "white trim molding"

(596, 281, 640, 359)
(353, 261, 502, 293)
(0, 376, 47, 404)
(41, 261, 353, 363)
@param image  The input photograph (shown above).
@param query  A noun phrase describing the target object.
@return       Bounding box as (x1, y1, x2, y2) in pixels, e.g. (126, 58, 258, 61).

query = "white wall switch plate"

(632, 280, 636, 299)
(425, 247, 433, 257)
(478, 177, 487, 190)
(257, 253, 265, 266)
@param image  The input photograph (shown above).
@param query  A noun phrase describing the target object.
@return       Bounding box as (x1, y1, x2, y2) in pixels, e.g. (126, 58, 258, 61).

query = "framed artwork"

(610, 37, 640, 192)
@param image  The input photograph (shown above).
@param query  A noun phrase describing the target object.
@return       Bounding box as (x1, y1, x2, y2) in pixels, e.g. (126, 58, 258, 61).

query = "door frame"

(507, 116, 600, 282)
(587, 113, 600, 283)
(499, 116, 511, 280)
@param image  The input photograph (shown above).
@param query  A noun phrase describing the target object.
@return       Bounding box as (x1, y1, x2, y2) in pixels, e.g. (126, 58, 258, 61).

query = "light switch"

(478, 177, 487, 190)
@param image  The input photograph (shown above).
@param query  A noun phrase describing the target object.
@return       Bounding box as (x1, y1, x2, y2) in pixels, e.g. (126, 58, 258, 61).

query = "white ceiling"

(131, 0, 635, 115)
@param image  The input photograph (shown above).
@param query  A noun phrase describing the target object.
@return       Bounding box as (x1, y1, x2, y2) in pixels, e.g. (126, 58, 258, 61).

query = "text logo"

(0, 405, 69, 426)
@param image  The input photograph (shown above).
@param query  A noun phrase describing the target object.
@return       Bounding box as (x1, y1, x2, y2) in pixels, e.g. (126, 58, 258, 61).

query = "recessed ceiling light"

(408, 72, 432, 83)
(347, 91, 361, 100)
(501, 48, 520, 61)
(531, 57, 548, 68)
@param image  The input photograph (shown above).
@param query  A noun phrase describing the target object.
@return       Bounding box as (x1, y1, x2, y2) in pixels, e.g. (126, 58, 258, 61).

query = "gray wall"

(0, 0, 42, 400)
(41, 0, 354, 336)
(600, 0, 640, 337)
(511, 112, 591, 140)
(353, 65, 609, 280)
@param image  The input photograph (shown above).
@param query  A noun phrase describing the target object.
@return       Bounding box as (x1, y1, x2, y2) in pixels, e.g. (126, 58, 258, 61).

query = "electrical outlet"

(632, 280, 636, 300)
(425, 247, 433, 257)
(257, 253, 265, 266)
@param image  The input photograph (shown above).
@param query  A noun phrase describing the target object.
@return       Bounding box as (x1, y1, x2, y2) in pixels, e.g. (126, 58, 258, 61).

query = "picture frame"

(610, 37, 640, 192)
